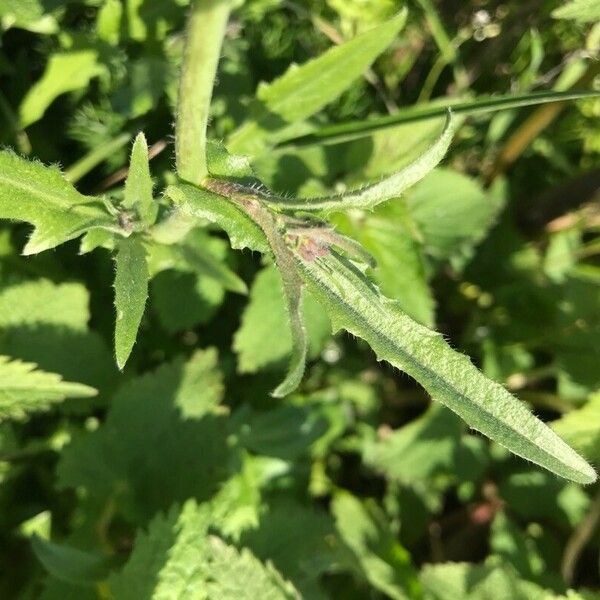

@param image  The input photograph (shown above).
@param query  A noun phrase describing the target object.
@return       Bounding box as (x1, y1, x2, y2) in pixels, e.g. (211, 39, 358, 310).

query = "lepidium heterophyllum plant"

(0, 0, 597, 486)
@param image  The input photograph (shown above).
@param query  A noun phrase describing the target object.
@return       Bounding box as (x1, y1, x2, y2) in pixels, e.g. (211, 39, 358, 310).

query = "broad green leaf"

(122, 132, 157, 226)
(228, 10, 407, 154)
(0, 280, 89, 330)
(0, 355, 96, 421)
(31, 536, 111, 586)
(0, 151, 114, 254)
(0, 0, 57, 34)
(151, 270, 224, 333)
(109, 500, 299, 600)
(265, 112, 455, 213)
(333, 202, 435, 326)
(113, 236, 149, 369)
(108, 501, 211, 599)
(57, 351, 228, 521)
(293, 250, 596, 484)
(283, 90, 600, 147)
(553, 393, 600, 464)
(233, 404, 328, 461)
(234, 265, 330, 375)
(165, 183, 269, 252)
(179, 239, 247, 294)
(0, 279, 117, 405)
(552, 0, 600, 22)
(202, 536, 300, 600)
(241, 499, 339, 599)
(489, 512, 548, 584)
(111, 57, 169, 119)
(364, 405, 488, 484)
(406, 168, 505, 263)
(97, 0, 123, 45)
(19, 50, 104, 128)
(332, 492, 420, 600)
(420, 561, 549, 600)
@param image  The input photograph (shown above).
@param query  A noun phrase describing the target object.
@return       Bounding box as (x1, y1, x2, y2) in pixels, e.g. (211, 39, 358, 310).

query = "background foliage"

(0, 0, 600, 598)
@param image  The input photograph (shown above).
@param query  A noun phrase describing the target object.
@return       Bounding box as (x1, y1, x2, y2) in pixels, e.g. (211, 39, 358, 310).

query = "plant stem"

(0, 91, 32, 155)
(562, 486, 600, 584)
(175, 0, 231, 185)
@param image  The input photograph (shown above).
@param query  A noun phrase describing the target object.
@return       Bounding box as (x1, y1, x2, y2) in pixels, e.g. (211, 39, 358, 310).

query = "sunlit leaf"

(19, 49, 104, 128)
(293, 249, 596, 484)
(0, 150, 114, 254)
(123, 132, 157, 227)
(228, 10, 408, 155)
(0, 355, 96, 421)
(113, 236, 149, 369)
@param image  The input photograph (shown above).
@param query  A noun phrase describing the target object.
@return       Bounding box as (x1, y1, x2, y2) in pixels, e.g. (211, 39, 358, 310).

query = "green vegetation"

(0, 0, 599, 597)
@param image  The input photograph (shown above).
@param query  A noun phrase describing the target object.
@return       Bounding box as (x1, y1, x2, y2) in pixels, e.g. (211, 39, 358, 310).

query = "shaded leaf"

(233, 265, 330, 375)
(406, 169, 505, 263)
(333, 491, 420, 600)
(241, 499, 339, 599)
(19, 49, 104, 128)
(32, 536, 111, 586)
(151, 270, 224, 333)
(57, 351, 228, 522)
(233, 404, 328, 461)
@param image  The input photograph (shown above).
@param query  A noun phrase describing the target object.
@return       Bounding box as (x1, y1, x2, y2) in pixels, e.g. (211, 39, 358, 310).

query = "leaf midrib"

(298, 254, 576, 473)
(0, 170, 91, 212)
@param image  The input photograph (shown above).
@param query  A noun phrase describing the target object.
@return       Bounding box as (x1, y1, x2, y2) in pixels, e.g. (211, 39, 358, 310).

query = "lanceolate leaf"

(265, 112, 454, 214)
(165, 183, 268, 252)
(0, 150, 114, 254)
(114, 236, 149, 369)
(123, 132, 157, 226)
(293, 249, 596, 484)
(31, 536, 112, 585)
(282, 90, 600, 147)
(0, 355, 97, 421)
(228, 10, 407, 155)
(240, 197, 310, 398)
(19, 49, 104, 128)
(552, 0, 600, 23)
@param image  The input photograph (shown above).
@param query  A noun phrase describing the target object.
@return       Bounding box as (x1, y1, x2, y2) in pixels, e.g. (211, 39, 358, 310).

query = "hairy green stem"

(175, 0, 232, 185)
